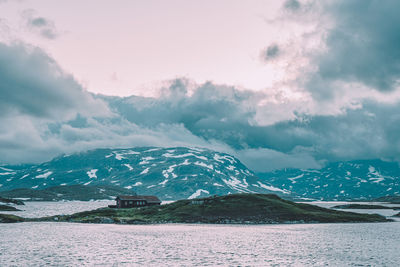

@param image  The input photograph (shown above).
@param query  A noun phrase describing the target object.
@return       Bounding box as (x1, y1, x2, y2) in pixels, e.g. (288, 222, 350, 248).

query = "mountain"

(258, 160, 400, 201)
(0, 147, 288, 200)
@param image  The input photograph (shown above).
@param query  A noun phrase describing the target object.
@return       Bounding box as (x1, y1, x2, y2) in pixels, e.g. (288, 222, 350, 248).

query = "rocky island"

(0, 204, 21, 211)
(1, 193, 390, 224)
(332, 204, 400, 210)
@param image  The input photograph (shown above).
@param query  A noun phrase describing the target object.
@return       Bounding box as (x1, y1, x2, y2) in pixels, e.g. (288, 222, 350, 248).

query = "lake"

(1, 201, 400, 266)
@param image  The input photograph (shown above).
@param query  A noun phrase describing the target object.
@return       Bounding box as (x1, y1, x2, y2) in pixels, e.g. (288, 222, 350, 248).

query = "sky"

(1, 0, 400, 171)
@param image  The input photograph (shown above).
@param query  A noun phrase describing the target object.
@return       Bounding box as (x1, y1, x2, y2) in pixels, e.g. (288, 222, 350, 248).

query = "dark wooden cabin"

(115, 195, 161, 208)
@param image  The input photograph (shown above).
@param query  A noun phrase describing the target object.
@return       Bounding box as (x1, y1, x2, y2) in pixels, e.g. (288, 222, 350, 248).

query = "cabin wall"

(115, 197, 161, 208)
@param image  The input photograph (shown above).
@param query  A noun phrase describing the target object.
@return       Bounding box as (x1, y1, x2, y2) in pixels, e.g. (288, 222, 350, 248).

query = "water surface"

(1, 222, 399, 266)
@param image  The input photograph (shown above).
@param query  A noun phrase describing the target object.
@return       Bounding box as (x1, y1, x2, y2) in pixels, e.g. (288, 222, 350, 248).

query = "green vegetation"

(0, 204, 21, 211)
(34, 193, 390, 224)
(0, 196, 24, 205)
(332, 204, 399, 210)
(0, 184, 135, 201)
(0, 214, 24, 223)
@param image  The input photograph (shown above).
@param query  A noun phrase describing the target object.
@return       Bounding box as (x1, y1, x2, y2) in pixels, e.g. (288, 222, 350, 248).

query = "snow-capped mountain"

(0, 147, 288, 200)
(258, 160, 400, 200)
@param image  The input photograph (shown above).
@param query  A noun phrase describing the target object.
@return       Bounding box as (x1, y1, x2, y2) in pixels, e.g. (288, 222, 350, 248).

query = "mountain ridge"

(0, 147, 288, 200)
(258, 159, 400, 200)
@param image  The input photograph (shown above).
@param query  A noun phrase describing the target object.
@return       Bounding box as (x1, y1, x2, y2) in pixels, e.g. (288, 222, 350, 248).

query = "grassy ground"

(0, 214, 24, 223)
(0, 204, 21, 211)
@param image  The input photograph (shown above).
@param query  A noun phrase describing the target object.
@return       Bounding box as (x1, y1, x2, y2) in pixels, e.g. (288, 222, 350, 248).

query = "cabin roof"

(116, 195, 161, 203)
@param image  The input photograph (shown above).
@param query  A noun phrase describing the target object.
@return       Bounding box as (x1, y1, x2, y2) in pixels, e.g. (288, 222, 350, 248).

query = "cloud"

(3, 10, 400, 173)
(2, 42, 400, 172)
(102, 79, 400, 169)
(0, 42, 110, 119)
(284, 0, 301, 12)
(236, 148, 321, 172)
(278, 0, 400, 99)
(23, 10, 58, 39)
(261, 44, 280, 61)
(324, 0, 400, 91)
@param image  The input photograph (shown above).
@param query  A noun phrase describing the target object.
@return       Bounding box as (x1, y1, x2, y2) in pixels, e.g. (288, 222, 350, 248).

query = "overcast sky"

(1, 0, 400, 171)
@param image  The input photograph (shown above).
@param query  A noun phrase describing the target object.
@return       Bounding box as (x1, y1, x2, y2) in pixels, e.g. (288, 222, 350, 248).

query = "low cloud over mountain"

(1, 0, 400, 171)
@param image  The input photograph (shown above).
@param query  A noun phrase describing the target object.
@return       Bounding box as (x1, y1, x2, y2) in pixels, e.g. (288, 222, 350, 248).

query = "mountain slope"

(0, 147, 288, 200)
(258, 160, 400, 200)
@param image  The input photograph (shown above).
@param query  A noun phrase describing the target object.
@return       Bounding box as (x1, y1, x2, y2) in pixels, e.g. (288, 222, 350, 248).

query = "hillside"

(258, 160, 400, 200)
(0, 147, 288, 200)
(0, 196, 24, 205)
(34, 193, 389, 224)
(372, 195, 400, 204)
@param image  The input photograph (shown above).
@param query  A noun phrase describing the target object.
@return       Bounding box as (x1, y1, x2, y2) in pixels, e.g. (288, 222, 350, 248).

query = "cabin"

(115, 195, 161, 208)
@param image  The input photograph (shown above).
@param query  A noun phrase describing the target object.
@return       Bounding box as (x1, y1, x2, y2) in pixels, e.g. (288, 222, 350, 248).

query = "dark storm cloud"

(2, 62, 400, 170)
(3, 4, 400, 172)
(101, 79, 400, 169)
(0, 42, 109, 119)
(298, 0, 400, 98)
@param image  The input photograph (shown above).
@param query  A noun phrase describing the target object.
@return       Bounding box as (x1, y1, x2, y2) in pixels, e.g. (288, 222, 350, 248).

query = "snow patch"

(20, 174, 29, 179)
(188, 147, 206, 153)
(113, 150, 140, 160)
(181, 159, 190, 165)
(257, 182, 290, 194)
(144, 148, 161, 153)
(87, 169, 98, 179)
(139, 156, 154, 165)
(123, 164, 133, 171)
(188, 189, 210, 199)
(140, 168, 150, 175)
(159, 179, 168, 186)
(194, 161, 213, 170)
(36, 171, 53, 179)
(163, 152, 207, 161)
(226, 165, 235, 171)
(0, 172, 15, 175)
(368, 165, 385, 183)
(162, 171, 169, 179)
(0, 167, 14, 172)
(214, 154, 236, 164)
(288, 174, 304, 184)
